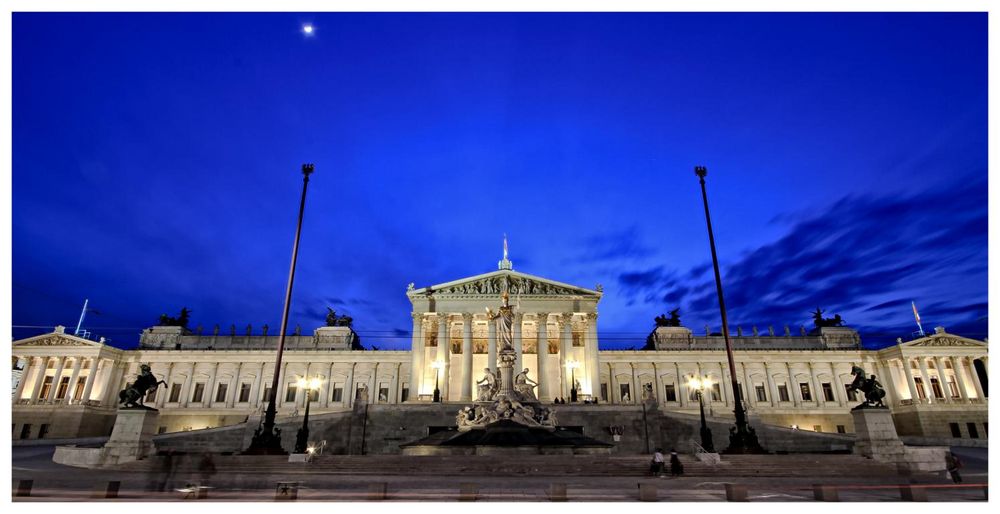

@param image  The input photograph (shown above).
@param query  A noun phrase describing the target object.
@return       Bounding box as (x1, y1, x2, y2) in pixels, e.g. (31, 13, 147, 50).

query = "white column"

(81, 358, 99, 403)
(344, 363, 356, 407)
(785, 362, 800, 407)
(877, 360, 896, 406)
(47, 357, 67, 402)
(831, 363, 847, 407)
(66, 358, 84, 402)
(157, 363, 174, 408)
(437, 314, 450, 401)
(408, 312, 424, 401)
(277, 361, 290, 408)
(609, 363, 618, 404)
(487, 318, 497, 371)
(676, 363, 687, 408)
(13, 357, 33, 401)
(810, 362, 824, 407)
(181, 364, 195, 407)
(933, 356, 952, 403)
(319, 362, 332, 408)
(969, 357, 985, 401)
(917, 357, 932, 403)
(951, 356, 969, 402)
(764, 362, 779, 406)
(629, 363, 638, 404)
(900, 358, 918, 402)
(559, 313, 572, 398)
(461, 313, 474, 401)
(226, 363, 242, 408)
(203, 362, 220, 407)
(367, 363, 377, 404)
(29, 357, 47, 403)
(513, 312, 524, 372)
(102, 362, 125, 406)
(653, 362, 663, 406)
(536, 313, 550, 401)
(718, 361, 731, 406)
(391, 362, 401, 403)
(250, 363, 265, 408)
(585, 313, 599, 397)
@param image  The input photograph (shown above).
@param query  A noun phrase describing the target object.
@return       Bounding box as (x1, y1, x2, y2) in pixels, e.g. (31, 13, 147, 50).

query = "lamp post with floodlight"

(687, 375, 715, 452)
(294, 376, 322, 454)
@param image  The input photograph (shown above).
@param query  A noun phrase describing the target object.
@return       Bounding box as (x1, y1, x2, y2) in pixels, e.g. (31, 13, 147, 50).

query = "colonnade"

(12, 355, 109, 406)
(892, 355, 988, 404)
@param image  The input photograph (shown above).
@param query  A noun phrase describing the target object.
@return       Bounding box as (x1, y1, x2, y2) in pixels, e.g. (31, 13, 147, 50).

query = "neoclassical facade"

(11, 259, 989, 443)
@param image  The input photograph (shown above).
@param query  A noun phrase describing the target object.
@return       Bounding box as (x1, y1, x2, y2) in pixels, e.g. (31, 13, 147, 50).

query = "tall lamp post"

(567, 360, 580, 402)
(246, 163, 314, 455)
(694, 166, 764, 454)
(294, 376, 322, 454)
(431, 361, 444, 403)
(687, 375, 715, 452)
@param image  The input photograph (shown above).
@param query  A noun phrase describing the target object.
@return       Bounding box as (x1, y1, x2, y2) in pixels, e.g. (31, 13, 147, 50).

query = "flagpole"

(912, 301, 925, 336)
(74, 299, 89, 336)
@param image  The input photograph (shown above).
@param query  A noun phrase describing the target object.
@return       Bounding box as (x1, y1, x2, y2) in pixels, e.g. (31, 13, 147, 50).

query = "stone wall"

(892, 408, 989, 438)
(12, 407, 116, 439)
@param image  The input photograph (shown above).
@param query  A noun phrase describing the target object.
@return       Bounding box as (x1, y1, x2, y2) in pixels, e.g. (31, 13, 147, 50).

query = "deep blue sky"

(12, 12, 988, 350)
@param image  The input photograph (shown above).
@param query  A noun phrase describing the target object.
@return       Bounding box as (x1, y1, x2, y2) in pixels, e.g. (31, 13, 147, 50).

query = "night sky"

(12, 12, 988, 350)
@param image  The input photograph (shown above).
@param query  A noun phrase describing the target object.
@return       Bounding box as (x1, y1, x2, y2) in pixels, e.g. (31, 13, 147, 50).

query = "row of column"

(408, 311, 598, 402)
(896, 355, 987, 404)
(12, 356, 106, 406)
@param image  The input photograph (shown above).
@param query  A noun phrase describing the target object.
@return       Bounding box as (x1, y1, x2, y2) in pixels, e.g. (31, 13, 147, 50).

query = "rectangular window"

(948, 380, 959, 398)
(191, 383, 205, 403)
(799, 383, 812, 401)
(168, 383, 182, 403)
(238, 383, 251, 403)
(778, 384, 790, 402)
(73, 377, 86, 401)
(378, 387, 389, 403)
(215, 383, 228, 403)
(332, 385, 343, 403)
(39, 376, 53, 399)
(665, 384, 677, 402)
(285, 385, 297, 403)
(712, 383, 722, 402)
(967, 422, 979, 439)
(845, 384, 858, 402)
(822, 382, 835, 402)
(813, 425, 822, 432)
(400, 386, 409, 403)
(309, 388, 320, 402)
(19, 424, 32, 439)
(914, 377, 926, 399)
(56, 376, 70, 399)
(949, 422, 962, 438)
(755, 385, 767, 402)
(38, 424, 50, 439)
(836, 425, 846, 434)
(619, 383, 631, 402)
(262, 386, 272, 402)
(931, 378, 944, 399)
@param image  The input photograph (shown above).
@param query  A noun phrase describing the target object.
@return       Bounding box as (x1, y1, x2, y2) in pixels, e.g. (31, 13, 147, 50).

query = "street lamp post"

(694, 166, 764, 454)
(294, 377, 321, 454)
(566, 361, 580, 402)
(431, 361, 444, 403)
(688, 375, 715, 452)
(247, 163, 315, 455)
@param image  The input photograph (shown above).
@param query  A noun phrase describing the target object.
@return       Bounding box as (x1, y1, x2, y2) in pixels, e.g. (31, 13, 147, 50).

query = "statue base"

(53, 408, 160, 468)
(851, 406, 947, 472)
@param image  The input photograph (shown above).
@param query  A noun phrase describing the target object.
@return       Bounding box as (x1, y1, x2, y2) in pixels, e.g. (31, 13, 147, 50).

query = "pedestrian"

(651, 448, 665, 477)
(946, 452, 963, 483)
(669, 449, 684, 477)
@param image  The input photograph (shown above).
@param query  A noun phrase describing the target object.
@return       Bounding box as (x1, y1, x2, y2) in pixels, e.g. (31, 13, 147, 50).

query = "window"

(949, 423, 962, 438)
(145, 387, 157, 403)
(755, 385, 767, 402)
(600, 383, 608, 402)
(948, 380, 960, 398)
(930, 378, 944, 399)
(914, 377, 926, 399)
(711, 383, 722, 402)
(822, 382, 835, 402)
(73, 377, 86, 401)
(332, 385, 343, 403)
(664, 384, 677, 402)
(967, 422, 979, 439)
(799, 383, 812, 401)
(168, 383, 182, 403)
(56, 376, 70, 399)
(39, 376, 53, 399)
(619, 383, 631, 402)
(844, 384, 858, 402)
(400, 386, 409, 403)
(285, 385, 297, 403)
(191, 383, 205, 403)
(215, 383, 228, 403)
(836, 425, 846, 434)
(778, 384, 790, 402)
(19, 424, 32, 439)
(262, 386, 272, 402)
(378, 387, 389, 403)
(813, 425, 822, 432)
(238, 383, 251, 403)
(309, 388, 320, 402)
(38, 424, 50, 439)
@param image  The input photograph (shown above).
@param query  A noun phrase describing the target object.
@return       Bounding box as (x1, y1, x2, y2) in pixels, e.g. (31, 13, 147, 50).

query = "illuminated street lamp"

(431, 361, 445, 403)
(687, 375, 715, 452)
(566, 360, 581, 402)
(293, 376, 322, 454)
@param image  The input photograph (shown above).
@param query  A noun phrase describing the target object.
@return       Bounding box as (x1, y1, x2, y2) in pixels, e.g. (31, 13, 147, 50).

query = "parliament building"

(11, 254, 989, 447)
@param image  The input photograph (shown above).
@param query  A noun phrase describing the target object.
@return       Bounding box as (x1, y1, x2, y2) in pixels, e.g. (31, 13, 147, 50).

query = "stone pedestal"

(53, 408, 159, 468)
(852, 406, 906, 461)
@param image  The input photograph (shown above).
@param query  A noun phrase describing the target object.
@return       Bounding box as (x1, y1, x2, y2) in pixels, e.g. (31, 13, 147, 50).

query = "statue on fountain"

(514, 368, 538, 400)
(476, 368, 500, 401)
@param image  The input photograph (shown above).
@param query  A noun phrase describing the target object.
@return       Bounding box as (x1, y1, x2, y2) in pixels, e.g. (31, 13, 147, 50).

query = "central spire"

(498, 234, 513, 270)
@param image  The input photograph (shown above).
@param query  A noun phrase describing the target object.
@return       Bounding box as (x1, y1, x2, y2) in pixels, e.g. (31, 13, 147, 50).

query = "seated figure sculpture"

(514, 368, 538, 400)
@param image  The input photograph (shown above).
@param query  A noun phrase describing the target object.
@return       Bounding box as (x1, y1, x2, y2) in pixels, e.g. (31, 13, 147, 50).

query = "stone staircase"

(117, 453, 901, 478)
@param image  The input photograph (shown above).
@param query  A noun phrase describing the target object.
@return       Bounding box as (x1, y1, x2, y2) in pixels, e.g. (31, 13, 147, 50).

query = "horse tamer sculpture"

(118, 364, 167, 408)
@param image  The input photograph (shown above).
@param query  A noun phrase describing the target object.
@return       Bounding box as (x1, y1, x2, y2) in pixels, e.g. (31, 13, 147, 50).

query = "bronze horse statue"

(847, 365, 886, 407)
(119, 364, 167, 408)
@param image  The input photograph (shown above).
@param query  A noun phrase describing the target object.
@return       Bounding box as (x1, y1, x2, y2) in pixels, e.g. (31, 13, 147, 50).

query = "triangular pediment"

(12, 332, 103, 348)
(900, 332, 987, 348)
(408, 270, 601, 298)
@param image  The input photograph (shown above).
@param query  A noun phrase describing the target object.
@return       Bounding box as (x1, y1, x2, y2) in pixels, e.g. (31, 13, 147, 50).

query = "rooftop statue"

(118, 364, 166, 408)
(847, 365, 886, 408)
(158, 307, 191, 328)
(812, 307, 845, 328)
(325, 307, 354, 328)
(655, 308, 682, 327)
